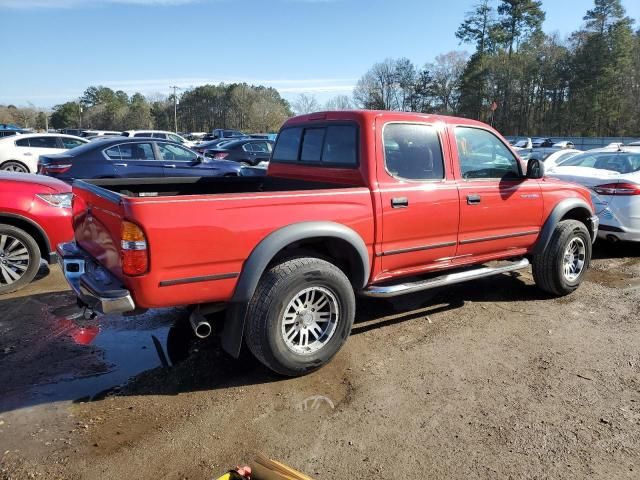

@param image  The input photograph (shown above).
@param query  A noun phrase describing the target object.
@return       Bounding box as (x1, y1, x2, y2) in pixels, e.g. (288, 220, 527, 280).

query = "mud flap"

(220, 302, 247, 358)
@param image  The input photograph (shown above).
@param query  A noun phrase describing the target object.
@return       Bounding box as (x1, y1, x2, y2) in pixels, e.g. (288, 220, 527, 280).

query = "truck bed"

(71, 175, 375, 309)
(80, 176, 345, 198)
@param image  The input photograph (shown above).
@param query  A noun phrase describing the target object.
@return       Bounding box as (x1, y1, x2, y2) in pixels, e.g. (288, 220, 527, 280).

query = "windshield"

(559, 151, 640, 174)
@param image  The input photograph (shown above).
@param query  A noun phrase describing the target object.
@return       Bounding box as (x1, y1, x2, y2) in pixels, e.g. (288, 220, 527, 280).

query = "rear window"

(561, 152, 640, 173)
(272, 127, 302, 162)
(272, 124, 357, 166)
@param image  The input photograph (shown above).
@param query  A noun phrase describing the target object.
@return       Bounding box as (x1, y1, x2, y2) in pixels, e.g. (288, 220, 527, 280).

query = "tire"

(532, 219, 591, 296)
(1, 161, 29, 173)
(0, 224, 41, 294)
(245, 257, 356, 376)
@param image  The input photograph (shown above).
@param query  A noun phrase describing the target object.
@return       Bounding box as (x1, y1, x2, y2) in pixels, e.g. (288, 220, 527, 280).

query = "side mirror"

(526, 158, 544, 179)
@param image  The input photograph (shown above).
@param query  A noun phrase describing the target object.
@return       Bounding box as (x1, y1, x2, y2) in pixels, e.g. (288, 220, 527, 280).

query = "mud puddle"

(587, 269, 640, 289)
(0, 292, 191, 413)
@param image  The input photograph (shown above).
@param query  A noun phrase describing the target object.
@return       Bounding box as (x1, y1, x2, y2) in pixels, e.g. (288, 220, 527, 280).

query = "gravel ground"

(0, 243, 639, 479)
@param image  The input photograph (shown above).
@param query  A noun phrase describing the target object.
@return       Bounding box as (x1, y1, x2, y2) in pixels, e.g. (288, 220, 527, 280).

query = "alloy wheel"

(562, 237, 586, 282)
(281, 286, 340, 355)
(0, 234, 30, 286)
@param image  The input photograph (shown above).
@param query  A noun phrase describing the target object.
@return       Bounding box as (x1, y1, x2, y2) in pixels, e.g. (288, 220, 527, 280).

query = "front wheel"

(0, 225, 41, 294)
(245, 257, 355, 376)
(532, 219, 591, 296)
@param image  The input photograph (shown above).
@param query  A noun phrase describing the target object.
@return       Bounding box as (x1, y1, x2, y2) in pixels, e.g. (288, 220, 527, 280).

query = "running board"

(362, 258, 530, 298)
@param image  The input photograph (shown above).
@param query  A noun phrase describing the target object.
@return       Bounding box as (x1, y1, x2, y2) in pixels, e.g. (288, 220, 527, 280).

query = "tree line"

(352, 0, 640, 136)
(7, 83, 292, 134)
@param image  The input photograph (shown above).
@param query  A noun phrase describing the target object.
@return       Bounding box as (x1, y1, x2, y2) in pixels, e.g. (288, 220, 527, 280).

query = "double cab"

(58, 111, 598, 376)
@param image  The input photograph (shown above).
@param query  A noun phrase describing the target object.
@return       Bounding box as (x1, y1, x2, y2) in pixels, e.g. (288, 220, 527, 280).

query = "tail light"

(121, 220, 148, 276)
(213, 152, 229, 159)
(593, 182, 640, 196)
(40, 163, 72, 174)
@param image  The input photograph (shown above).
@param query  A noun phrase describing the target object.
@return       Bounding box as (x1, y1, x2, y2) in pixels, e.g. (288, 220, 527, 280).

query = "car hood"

(0, 171, 71, 192)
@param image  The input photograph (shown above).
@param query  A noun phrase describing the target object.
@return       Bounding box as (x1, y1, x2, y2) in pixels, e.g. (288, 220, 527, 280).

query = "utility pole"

(170, 85, 180, 133)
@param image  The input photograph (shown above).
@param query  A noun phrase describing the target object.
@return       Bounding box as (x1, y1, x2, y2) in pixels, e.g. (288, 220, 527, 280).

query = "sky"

(1, 0, 639, 109)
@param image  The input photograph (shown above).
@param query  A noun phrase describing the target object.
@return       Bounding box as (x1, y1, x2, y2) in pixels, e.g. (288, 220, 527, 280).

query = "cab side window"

(383, 123, 444, 181)
(456, 127, 520, 180)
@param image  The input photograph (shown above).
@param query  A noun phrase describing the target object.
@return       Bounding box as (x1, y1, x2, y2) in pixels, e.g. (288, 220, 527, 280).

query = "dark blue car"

(38, 137, 262, 181)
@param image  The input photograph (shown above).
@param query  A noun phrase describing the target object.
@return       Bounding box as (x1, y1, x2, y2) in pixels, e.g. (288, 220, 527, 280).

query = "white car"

(512, 137, 532, 150)
(551, 140, 575, 149)
(121, 130, 195, 147)
(0, 133, 88, 173)
(547, 146, 640, 242)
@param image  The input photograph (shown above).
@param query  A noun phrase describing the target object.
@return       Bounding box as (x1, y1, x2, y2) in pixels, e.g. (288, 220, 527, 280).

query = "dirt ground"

(0, 243, 639, 479)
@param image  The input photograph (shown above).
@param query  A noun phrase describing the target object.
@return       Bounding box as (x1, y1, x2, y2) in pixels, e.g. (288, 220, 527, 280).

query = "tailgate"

(72, 182, 126, 279)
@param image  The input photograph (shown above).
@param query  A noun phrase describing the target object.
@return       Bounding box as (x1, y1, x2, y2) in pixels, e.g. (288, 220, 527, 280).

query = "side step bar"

(362, 258, 530, 298)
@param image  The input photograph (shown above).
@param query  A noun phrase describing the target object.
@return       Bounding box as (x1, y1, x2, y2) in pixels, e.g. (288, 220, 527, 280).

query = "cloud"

(0, 0, 202, 8)
(0, 77, 356, 106)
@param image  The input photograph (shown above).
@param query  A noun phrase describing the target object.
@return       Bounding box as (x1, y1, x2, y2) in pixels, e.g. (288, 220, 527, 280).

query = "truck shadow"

(0, 271, 550, 413)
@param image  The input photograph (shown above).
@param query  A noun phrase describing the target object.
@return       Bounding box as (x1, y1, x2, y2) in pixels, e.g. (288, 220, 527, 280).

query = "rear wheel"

(532, 220, 591, 296)
(0, 225, 41, 294)
(245, 257, 355, 376)
(1, 161, 29, 173)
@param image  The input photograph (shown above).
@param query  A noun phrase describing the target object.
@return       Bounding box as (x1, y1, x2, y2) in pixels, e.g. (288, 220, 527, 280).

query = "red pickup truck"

(58, 111, 598, 376)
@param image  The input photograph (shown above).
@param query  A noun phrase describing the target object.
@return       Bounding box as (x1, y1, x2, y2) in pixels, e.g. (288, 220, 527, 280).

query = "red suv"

(0, 172, 73, 293)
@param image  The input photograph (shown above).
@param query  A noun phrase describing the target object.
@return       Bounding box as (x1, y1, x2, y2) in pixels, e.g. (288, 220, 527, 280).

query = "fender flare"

(532, 198, 594, 255)
(221, 221, 370, 357)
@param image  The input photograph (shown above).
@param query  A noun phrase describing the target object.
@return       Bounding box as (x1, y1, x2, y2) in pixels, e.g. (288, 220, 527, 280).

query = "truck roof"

(283, 110, 490, 129)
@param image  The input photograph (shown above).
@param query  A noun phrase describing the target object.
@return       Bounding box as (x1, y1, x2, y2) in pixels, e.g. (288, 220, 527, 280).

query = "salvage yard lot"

(1, 243, 639, 479)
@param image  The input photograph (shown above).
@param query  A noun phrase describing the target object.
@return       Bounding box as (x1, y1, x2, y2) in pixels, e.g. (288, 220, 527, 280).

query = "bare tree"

(427, 51, 468, 114)
(324, 95, 354, 110)
(292, 94, 321, 115)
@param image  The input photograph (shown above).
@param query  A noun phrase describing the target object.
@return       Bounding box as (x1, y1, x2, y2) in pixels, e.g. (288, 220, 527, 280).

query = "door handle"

(114, 163, 127, 167)
(164, 164, 176, 168)
(391, 197, 409, 208)
(24, 153, 32, 156)
(467, 194, 481, 205)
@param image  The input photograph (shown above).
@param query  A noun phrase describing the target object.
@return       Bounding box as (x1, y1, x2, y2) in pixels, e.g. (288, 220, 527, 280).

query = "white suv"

(121, 130, 195, 147)
(0, 133, 88, 173)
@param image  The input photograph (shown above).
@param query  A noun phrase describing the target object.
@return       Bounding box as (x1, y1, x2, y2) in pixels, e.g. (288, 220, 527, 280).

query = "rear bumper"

(597, 225, 640, 242)
(57, 242, 136, 314)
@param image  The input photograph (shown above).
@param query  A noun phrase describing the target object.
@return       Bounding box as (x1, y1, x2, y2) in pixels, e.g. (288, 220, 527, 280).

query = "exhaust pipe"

(606, 234, 619, 243)
(189, 309, 212, 339)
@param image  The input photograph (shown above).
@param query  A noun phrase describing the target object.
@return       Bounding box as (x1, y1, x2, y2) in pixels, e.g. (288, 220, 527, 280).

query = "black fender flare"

(221, 221, 370, 357)
(532, 198, 594, 255)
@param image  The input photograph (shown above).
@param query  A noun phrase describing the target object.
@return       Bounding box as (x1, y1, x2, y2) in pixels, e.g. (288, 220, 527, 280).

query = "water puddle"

(0, 296, 192, 413)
